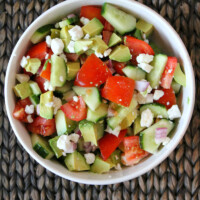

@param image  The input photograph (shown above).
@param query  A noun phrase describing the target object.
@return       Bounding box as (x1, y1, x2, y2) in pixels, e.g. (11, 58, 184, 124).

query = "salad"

(12, 3, 186, 173)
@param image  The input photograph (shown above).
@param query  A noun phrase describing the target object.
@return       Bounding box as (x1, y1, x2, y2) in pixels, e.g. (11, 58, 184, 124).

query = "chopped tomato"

(102, 31, 112, 45)
(98, 129, 127, 160)
(65, 53, 79, 62)
(27, 116, 56, 136)
(112, 61, 126, 75)
(161, 57, 177, 89)
(26, 41, 48, 60)
(61, 96, 87, 122)
(155, 87, 176, 109)
(101, 76, 135, 107)
(104, 20, 114, 32)
(34, 76, 46, 93)
(74, 54, 112, 87)
(80, 6, 105, 24)
(121, 136, 149, 166)
(124, 36, 154, 65)
(13, 98, 33, 123)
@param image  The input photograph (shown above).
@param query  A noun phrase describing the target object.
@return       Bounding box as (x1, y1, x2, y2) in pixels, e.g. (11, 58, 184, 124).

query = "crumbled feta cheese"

(95, 52, 103, 58)
(68, 25, 84, 41)
(67, 41, 75, 53)
(115, 163, 122, 170)
(55, 22, 60, 28)
(73, 96, 79, 102)
(105, 125, 121, 137)
(140, 108, 154, 127)
(51, 38, 64, 55)
(167, 105, 181, 120)
(84, 34, 90, 40)
(138, 63, 153, 73)
(20, 56, 28, 68)
(136, 93, 153, 104)
(136, 54, 154, 64)
(46, 35, 52, 47)
(84, 153, 95, 164)
(59, 53, 67, 62)
(82, 46, 89, 51)
(162, 137, 171, 145)
(142, 33, 146, 40)
(68, 133, 80, 143)
(104, 48, 112, 57)
(45, 53, 49, 59)
(53, 96, 62, 115)
(157, 115, 163, 118)
(25, 105, 34, 114)
(27, 115, 33, 123)
(16, 74, 30, 83)
(80, 17, 90, 25)
(153, 90, 164, 100)
(59, 76, 64, 82)
(36, 104, 40, 115)
(26, 56, 30, 59)
(44, 81, 55, 91)
(45, 102, 54, 107)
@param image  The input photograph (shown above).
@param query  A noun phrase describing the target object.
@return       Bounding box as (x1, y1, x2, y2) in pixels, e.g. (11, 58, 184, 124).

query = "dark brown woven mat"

(0, 0, 199, 199)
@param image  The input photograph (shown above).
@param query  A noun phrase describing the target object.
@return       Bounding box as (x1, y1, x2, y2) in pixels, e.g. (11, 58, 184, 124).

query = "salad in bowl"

(11, 2, 187, 174)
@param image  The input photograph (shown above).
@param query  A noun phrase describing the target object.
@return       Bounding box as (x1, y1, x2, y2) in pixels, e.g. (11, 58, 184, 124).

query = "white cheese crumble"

(95, 52, 103, 58)
(115, 163, 122, 170)
(44, 81, 55, 91)
(73, 96, 79, 102)
(51, 38, 64, 55)
(27, 115, 33, 123)
(105, 125, 121, 137)
(136, 54, 154, 64)
(167, 105, 181, 120)
(59, 53, 67, 62)
(20, 56, 28, 68)
(140, 85, 152, 97)
(36, 105, 40, 115)
(25, 105, 34, 114)
(67, 41, 75, 53)
(84, 153, 95, 165)
(140, 108, 154, 127)
(82, 46, 89, 51)
(104, 48, 112, 57)
(68, 25, 84, 41)
(153, 90, 164, 100)
(16, 74, 30, 83)
(53, 96, 62, 115)
(84, 34, 90, 40)
(46, 35, 52, 47)
(157, 115, 163, 118)
(136, 93, 153, 104)
(80, 17, 90, 25)
(138, 63, 153, 73)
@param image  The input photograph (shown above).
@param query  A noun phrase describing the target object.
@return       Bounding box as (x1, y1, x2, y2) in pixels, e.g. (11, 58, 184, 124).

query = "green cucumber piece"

(136, 19, 153, 37)
(29, 81, 42, 96)
(49, 136, 63, 158)
(29, 95, 40, 106)
(133, 29, 142, 40)
(31, 133, 54, 159)
(101, 3, 136, 35)
(174, 63, 186, 87)
(147, 54, 168, 88)
(171, 80, 181, 94)
(59, 16, 78, 28)
(73, 86, 101, 111)
(96, 120, 105, 140)
(140, 119, 174, 153)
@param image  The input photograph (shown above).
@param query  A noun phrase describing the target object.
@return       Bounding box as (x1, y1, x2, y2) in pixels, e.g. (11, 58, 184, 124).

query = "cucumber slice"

(29, 95, 40, 106)
(122, 65, 146, 81)
(140, 103, 169, 118)
(87, 103, 108, 123)
(31, 133, 54, 159)
(96, 121, 105, 140)
(31, 24, 54, 44)
(171, 80, 181, 94)
(136, 19, 153, 37)
(140, 119, 174, 153)
(73, 86, 101, 111)
(49, 136, 63, 158)
(174, 63, 186, 87)
(102, 3, 136, 35)
(29, 81, 42, 96)
(133, 29, 142, 40)
(59, 16, 78, 28)
(147, 54, 168, 88)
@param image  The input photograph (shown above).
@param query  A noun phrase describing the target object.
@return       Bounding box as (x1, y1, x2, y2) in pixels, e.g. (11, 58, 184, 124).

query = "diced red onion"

(83, 142, 98, 153)
(74, 127, 82, 137)
(36, 105, 40, 115)
(67, 14, 76, 19)
(155, 127, 167, 144)
(107, 60, 115, 74)
(135, 81, 150, 92)
(71, 142, 77, 151)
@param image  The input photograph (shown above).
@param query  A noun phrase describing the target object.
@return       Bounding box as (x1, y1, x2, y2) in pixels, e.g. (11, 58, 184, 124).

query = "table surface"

(0, 0, 200, 199)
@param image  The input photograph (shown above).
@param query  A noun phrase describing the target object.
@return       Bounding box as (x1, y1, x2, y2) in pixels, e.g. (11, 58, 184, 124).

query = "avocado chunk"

(39, 91, 54, 119)
(108, 33, 122, 47)
(91, 37, 108, 54)
(51, 29, 60, 39)
(29, 81, 42, 96)
(82, 18, 104, 37)
(171, 80, 181, 94)
(49, 136, 63, 158)
(136, 19, 153, 37)
(64, 151, 90, 171)
(60, 26, 71, 52)
(66, 62, 80, 81)
(79, 120, 98, 146)
(55, 110, 77, 136)
(25, 58, 41, 74)
(133, 116, 145, 135)
(74, 40, 93, 55)
(109, 45, 131, 62)
(90, 156, 111, 174)
(96, 120, 105, 140)
(13, 82, 32, 99)
(50, 54, 67, 87)
(174, 63, 186, 87)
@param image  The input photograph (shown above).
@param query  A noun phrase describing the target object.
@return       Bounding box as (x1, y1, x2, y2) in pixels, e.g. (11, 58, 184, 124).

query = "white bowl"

(5, 0, 195, 185)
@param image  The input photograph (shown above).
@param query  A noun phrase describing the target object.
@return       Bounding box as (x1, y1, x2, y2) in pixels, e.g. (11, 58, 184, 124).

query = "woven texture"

(0, 0, 200, 199)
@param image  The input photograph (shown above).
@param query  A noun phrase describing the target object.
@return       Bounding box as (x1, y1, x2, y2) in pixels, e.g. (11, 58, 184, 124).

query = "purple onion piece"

(67, 14, 76, 19)
(135, 81, 150, 92)
(107, 60, 116, 74)
(155, 127, 167, 144)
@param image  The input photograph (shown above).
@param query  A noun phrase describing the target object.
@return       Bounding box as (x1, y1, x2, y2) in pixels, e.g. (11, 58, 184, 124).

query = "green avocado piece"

(96, 120, 105, 140)
(49, 136, 63, 158)
(79, 120, 98, 146)
(74, 40, 93, 55)
(108, 33, 122, 47)
(64, 151, 90, 171)
(55, 110, 77, 136)
(171, 80, 181, 94)
(91, 37, 108, 54)
(90, 156, 111, 174)
(25, 58, 41, 74)
(29, 81, 41, 96)
(51, 29, 60, 39)
(109, 44, 131, 62)
(133, 116, 145, 135)
(66, 62, 80, 81)
(60, 26, 71, 52)
(136, 19, 153, 37)
(133, 29, 142, 40)
(174, 63, 186, 87)
(82, 18, 104, 37)
(39, 91, 54, 119)
(13, 82, 32, 99)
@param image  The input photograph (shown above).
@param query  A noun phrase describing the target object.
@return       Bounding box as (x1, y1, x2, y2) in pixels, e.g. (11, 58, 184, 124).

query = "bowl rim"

(4, 0, 195, 185)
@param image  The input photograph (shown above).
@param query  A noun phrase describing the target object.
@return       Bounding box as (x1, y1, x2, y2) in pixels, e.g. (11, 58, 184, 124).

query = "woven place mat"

(0, 0, 199, 199)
